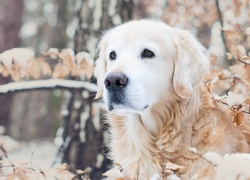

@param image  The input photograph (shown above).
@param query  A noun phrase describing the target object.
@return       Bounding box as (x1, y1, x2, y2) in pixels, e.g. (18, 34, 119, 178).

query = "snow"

(0, 135, 20, 153)
(246, 27, 250, 36)
(75, 51, 93, 65)
(12, 48, 35, 68)
(0, 48, 35, 75)
(0, 50, 13, 71)
(54, 127, 64, 147)
(204, 152, 250, 180)
(189, 147, 198, 154)
(20, 21, 38, 38)
(150, 173, 160, 180)
(95, 153, 104, 168)
(167, 174, 181, 180)
(236, 45, 247, 57)
(224, 91, 245, 107)
(1, 140, 57, 169)
(0, 79, 98, 94)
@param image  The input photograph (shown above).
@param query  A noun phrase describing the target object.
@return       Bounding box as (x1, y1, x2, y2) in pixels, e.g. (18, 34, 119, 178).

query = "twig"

(0, 146, 14, 170)
(30, 148, 36, 169)
(238, 58, 250, 65)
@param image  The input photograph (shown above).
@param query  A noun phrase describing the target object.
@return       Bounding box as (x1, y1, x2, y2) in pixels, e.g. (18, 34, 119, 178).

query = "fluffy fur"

(94, 19, 250, 179)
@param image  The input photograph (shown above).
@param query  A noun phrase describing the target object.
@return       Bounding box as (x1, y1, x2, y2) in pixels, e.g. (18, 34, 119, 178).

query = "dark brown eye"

(109, 51, 117, 60)
(141, 49, 155, 59)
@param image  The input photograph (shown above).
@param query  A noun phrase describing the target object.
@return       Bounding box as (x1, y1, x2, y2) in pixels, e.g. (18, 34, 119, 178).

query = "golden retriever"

(94, 19, 250, 179)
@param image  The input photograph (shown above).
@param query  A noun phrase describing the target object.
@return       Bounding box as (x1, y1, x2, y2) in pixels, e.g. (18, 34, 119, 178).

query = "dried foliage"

(0, 48, 94, 82)
(0, 146, 91, 180)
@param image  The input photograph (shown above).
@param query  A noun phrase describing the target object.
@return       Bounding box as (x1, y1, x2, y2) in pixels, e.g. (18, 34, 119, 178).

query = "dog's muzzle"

(104, 72, 128, 111)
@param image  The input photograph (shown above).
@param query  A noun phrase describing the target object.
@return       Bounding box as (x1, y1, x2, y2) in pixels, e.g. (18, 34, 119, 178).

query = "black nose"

(104, 72, 128, 90)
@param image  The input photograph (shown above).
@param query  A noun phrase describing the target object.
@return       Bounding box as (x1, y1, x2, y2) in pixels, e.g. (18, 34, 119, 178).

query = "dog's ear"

(173, 30, 209, 99)
(94, 38, 107, 99)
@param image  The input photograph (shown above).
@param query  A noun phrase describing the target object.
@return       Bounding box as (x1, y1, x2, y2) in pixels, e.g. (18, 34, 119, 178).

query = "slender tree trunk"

(61, 0, 133, 179)
(0, 0, 24, 132)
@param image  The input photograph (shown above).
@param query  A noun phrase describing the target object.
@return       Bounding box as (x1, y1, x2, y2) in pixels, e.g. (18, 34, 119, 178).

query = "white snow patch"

(3, 140, 56, 169)
(79, 130, 86, 143)
(95, 153, 104, 168)
(20, 21, 38, 38)
(12, 48, 35, 68)
(224, 91, 245, 107)
(74, 100, 82, 109)
(0, 79, 98, 94)
(0, 49, 13, 71)
(167, 174, 181, 180)
(82, 90, 90, 99)
(246, 27, 250, 36)
(61, 109, 69, 116)
(204, 152, 250, 180)
(92, 103, 101, 131)
(189, 147, 198, 154)
(54, 127, 64, 147)
(150, 173, 160, 180)
(0, 135, 20, 153)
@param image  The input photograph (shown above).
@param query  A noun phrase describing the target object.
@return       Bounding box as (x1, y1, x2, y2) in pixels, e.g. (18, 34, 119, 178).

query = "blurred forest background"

(0, 0, 249, 179)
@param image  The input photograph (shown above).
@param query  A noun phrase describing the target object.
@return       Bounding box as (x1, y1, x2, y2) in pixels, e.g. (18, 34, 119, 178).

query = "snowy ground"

(1, 137, 76, 179)
(1, 137, 58, 176)
(7, 140, 57, 168)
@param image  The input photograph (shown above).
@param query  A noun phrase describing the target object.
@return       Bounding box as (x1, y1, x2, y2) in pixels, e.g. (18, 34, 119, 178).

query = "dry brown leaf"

(233, 0, 241, 17)
(217, 72, 225, 80)
(25, 59, 40, 79)
(244, 98, 250, 105)
(53, 63, 70, 79)
(6, 173, 26, 180)
(224, 30, 241, 40)
(1, 65, 10, 77)
(206, 81, 212, 94)
(230, 44, 239, 59)
(241, 55, 250, 61)
(46, 48, 59, 59)
(243, 0, 249, 6)
(37, 57, 52, 76)
(165, 162, 184, 171)
(58, 49, 75, 71)
(230, 108, 245, 126)
(210, 56, 217, 65)
(11, 62, 21, 81)
(226, 52, 233, 60)
(246, 66, 250, 82)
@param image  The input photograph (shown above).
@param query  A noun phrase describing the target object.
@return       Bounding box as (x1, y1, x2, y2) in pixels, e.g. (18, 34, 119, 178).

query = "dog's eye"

(141, 49, 155, 59)
(109, 51, 117, 60)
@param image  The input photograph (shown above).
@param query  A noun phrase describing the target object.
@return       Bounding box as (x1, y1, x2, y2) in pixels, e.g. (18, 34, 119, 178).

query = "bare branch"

(0, 79, 98, 94)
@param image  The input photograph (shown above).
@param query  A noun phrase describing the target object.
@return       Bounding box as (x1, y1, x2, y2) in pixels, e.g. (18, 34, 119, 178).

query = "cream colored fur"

(94, 19, 250, 179)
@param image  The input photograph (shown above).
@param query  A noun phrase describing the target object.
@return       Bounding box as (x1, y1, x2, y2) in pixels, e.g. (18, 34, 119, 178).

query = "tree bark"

(61, 0, 133, 179)
(0, 0, 24, 132)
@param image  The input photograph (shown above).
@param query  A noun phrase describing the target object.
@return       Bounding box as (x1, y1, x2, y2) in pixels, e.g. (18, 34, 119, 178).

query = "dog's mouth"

(107, 93, 149, 114)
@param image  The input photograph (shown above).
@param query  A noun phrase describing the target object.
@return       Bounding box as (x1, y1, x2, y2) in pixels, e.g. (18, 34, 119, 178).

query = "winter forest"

(0, 0, 250, 179)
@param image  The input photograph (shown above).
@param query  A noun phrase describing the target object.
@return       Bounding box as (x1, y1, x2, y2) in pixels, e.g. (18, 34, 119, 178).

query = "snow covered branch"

(0, 79, 98, 94)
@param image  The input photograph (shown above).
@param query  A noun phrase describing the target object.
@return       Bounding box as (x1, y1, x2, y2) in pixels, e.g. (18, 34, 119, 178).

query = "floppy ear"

(173, 30, 210, 99)
(94, 38, 107, 99)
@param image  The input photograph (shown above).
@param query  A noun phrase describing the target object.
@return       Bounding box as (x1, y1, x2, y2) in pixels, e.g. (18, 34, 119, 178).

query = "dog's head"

(94, 20, 209, 115)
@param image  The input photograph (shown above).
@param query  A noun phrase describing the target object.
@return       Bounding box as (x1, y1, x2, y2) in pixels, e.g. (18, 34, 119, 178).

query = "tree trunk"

(61, 0, 133, 179)
(10, 0, 70, 140)
(0, 0, 24, 132)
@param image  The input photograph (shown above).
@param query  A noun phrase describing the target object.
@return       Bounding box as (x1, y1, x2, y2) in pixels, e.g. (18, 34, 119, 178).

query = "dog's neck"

(107, 86, 213, 176)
